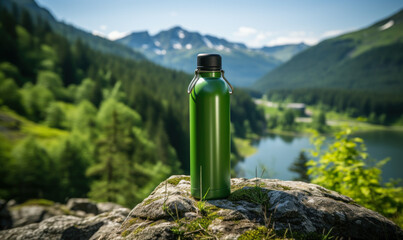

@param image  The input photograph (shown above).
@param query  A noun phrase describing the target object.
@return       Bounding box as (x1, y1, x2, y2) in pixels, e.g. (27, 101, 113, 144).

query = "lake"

(235, 130, 403, 184)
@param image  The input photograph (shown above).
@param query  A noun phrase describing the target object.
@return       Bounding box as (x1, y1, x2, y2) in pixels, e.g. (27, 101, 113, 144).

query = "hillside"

(0, 0, 266, 206)
(116, 26, 308, 86)
(253, 9, 403, 93)
(0, 0, 144, 60)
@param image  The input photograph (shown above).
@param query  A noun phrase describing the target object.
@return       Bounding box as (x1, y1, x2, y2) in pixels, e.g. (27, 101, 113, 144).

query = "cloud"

(92, 30, 129, 41)
(234, 26, 258, 37)
(100, 25, 107, 31)
(265, 36, 319, 46)
(107, 30, 129, 40)
(92, 30, 105, 38)
(322, 30, 344, 38)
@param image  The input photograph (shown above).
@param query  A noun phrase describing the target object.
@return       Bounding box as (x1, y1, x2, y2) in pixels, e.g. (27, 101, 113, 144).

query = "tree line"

(266, 88, 403, 124)
(0, 5, 266, 206)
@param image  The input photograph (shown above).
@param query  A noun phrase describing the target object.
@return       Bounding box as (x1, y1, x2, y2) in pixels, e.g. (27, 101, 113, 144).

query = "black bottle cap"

(197, 53, 222, 71)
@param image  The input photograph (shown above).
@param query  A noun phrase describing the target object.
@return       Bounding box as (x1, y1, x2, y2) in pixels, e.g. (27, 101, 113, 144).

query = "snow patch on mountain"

(155, 49, 166, 55)
(178, 30, 185, 39)
(185, 43, 192, 49)
(379, 20, 394, 31)
(203, 37, 213, 48)
(173, 43, 182, 49)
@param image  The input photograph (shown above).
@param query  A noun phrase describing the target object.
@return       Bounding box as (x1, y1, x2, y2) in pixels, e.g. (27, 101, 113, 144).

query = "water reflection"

(235, 130, 403, 185)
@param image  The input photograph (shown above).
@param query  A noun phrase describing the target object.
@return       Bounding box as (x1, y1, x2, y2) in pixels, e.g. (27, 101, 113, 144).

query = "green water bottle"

(188, 53, 234, 200)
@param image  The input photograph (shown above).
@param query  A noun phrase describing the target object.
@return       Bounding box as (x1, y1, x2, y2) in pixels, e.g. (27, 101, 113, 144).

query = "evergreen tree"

(56, 133, 91, 200)
(289, 151, 310, 182)
(312, 111, 327, 132)
(12, 137, 52, 201)
(45, 102, 65, 129)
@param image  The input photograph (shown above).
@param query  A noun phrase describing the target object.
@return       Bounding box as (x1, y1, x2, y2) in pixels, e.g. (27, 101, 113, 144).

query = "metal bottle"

(188, 53, 233, 200)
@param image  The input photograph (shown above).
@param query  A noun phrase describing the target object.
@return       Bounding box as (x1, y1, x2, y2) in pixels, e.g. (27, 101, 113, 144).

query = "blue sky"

(36, 0, 403, 47)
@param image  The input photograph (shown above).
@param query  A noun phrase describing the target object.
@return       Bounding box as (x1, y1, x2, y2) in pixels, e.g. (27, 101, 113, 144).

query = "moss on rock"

(167, 176, 190, 186)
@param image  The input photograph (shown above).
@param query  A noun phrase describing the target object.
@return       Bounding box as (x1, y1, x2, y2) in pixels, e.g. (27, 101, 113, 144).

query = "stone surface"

(67, 198, 99, 215)
(97, 202, 125, 214)
(0, 175, 402, 240)
(0, 200, 12, 230)
(0, 208, 130, 240)
(10, 205, 53, 227)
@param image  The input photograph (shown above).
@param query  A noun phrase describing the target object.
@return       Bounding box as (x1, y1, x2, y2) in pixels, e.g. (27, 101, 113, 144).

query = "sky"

(36, 0, 403, 47)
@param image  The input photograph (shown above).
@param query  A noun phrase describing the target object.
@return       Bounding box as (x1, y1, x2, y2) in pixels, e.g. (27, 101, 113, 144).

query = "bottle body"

(190, 72, 231, 199)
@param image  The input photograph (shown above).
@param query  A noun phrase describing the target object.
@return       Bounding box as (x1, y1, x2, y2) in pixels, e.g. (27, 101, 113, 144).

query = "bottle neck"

(199, 71, 221, 78)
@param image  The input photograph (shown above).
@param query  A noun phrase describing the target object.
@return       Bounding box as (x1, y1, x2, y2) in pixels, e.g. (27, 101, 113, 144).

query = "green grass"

(0, 108, 69, 141)
(228, 187, 271, 206)
(258, 105, 281, 116)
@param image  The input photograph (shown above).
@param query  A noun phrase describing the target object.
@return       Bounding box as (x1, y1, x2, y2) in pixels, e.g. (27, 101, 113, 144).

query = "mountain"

(116, 26, 308, 86)
(253, 9, 403, 93)
(0, 0, 144, 60)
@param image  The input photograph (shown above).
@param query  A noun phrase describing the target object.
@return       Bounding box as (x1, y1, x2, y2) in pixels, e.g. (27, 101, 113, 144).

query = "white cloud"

(92, 30, 105, 38)
(107, 30, 129, 40)
(234, 26, 258, 37)
(100, 25, 107, 31)
(265, 36, 319, 46)
(322, 30, 344, 38)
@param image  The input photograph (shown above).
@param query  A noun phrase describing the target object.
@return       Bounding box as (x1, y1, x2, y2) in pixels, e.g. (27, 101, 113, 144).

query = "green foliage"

(74, 77, 95, 103)
(0, 76, 24, 113)
(36, 71, 64, 99)
(279, 109, 295, 130)
(55, 133, 92, 199)
(20, 83, 55, 121)
(312, 111, 327, 132)
(70, 100, 97, 133)
(267, 114, 278, 129)
(11, 137, 54, 201)
(45, 102, 65, 129)
(307, 129, 403, 218)
(0, 134, 12, 199)
(231, 89, 266, 138)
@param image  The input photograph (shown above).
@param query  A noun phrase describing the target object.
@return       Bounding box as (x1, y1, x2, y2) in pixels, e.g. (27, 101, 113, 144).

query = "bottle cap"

(197, 53, 222, 71)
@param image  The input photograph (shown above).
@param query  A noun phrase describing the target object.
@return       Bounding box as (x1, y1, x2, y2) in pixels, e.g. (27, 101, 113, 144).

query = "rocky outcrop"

(0, 175, 402, 240)
(0, 208, 130, 240)
(0, 198, 125, 230)
(0, 200, 12, 230)
(67, 198, 99, 215)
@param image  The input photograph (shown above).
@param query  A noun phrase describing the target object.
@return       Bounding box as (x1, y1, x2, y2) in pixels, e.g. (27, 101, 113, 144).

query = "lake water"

(235, 130, 403, 184)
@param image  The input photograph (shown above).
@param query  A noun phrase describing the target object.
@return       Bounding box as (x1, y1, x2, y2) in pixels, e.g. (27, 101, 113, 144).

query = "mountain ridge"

(0, 0, 145, 61)
(253, 8, 403, 93)
(116, 26, 309, 86)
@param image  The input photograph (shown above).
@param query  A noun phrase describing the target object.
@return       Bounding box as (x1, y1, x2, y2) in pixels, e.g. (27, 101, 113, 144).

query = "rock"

(5, 200, 16, 208)
(67, 198, 99, 215)
(0, 200, 12, 230)
(1, 176, 402, 240)
(9, 205, 53, 228)
(97, 202, 125, 214)
(112, 175, 402, 240)
(0, 208, 130, 240)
